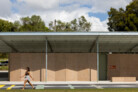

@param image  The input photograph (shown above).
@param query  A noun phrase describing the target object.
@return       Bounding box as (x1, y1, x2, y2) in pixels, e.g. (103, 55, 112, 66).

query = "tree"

(78, 16, 91, 32)
(0, 19, 14, 32)
(49, 16, 92, 32)
(107, 0, 138, 31)
(13, 21, 21, 32)
(20, 15, 50, 32)
(0, 15, 51, 32)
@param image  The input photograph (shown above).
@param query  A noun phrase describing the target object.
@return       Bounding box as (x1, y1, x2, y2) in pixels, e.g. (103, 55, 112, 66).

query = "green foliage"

(0, 15, 51, 32)
(0, 15, 92, 32)
(13, 21, 21, 32)
(49, 16, 92, 32)
(20, 15, 50, 32)
(0, 53, 8, 59)
(0, 19, 14, 32)
(108, 0, 138, 31)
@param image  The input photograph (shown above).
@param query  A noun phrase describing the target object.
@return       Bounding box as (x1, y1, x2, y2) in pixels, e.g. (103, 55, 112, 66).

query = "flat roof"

(0, 32, 138, 36)
(0, 32, 138, 53)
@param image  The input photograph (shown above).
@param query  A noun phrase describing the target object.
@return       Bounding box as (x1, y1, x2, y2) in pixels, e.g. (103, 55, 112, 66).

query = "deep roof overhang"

(0, 32, 138, 53)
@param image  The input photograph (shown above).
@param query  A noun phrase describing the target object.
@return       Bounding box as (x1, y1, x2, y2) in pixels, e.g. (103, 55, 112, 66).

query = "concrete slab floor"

(1, 81, 138, 85)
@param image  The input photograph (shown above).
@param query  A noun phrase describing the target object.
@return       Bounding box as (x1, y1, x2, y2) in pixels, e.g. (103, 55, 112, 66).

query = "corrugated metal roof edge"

(0, 32, 138, 36)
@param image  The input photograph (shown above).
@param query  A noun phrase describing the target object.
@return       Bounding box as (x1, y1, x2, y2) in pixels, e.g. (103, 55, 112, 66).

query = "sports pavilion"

(0, 32, 138, 82)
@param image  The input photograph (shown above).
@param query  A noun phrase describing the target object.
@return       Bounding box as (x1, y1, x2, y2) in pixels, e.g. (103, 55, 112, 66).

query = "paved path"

(1, 84, 138, 90)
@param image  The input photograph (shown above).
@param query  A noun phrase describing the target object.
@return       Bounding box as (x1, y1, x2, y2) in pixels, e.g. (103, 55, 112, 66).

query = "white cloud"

(15, 0, 132, 14)
(16, 0, 59, 10)
(0, 0, 12, 17)
(90, 18, 108, 31)
(35, 9, 108, 31)
(91, 0, 132, 13)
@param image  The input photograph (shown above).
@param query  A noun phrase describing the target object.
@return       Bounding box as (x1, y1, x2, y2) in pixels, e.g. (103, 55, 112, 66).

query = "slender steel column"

(96, 38, 99, 82)
(46, 39, 48, 81)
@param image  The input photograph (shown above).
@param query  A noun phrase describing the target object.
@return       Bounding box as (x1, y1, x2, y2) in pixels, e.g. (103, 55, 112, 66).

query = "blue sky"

(10, 0, 16, 3)
(88, 12, 108, 21)
(0, 0, 132, 31)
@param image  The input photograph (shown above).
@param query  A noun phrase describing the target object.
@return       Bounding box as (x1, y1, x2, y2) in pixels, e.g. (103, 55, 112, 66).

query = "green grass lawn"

(1, 89, 138, 92)
(0, 66, 8, 70)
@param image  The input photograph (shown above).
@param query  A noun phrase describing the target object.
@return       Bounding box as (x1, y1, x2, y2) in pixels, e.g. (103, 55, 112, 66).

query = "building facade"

(0, 32, 138, 82)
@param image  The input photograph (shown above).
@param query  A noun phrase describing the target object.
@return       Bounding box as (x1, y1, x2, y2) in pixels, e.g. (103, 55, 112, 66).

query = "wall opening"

(0, 53, 9, 81)
(99, 53, 107, 80)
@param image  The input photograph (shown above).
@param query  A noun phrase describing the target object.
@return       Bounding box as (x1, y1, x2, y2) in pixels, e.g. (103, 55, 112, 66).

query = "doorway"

(99, 53, 107, 80)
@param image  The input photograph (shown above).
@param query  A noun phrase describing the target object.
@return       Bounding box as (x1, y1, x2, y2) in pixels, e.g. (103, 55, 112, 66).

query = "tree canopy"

(0, 15, 91, 32)
(107, 0, 138, 31)
(0, 19, 14, 32)
(19, 15, 50, 32)
(49, 16, 92, 32)
(0, 15, 50, 32)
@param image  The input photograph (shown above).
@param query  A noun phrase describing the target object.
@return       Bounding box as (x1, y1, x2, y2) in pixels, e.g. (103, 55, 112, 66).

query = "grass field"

(1, 89, 138, 92)
(0, 66, 8, 70)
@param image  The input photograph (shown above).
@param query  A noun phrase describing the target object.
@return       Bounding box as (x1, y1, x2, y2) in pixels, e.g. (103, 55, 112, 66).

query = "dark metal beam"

(46, 38, 53, 52)
(127, 44, 138, 52)
(89, 36, 99, 52)
(1, 39, 18, 52)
